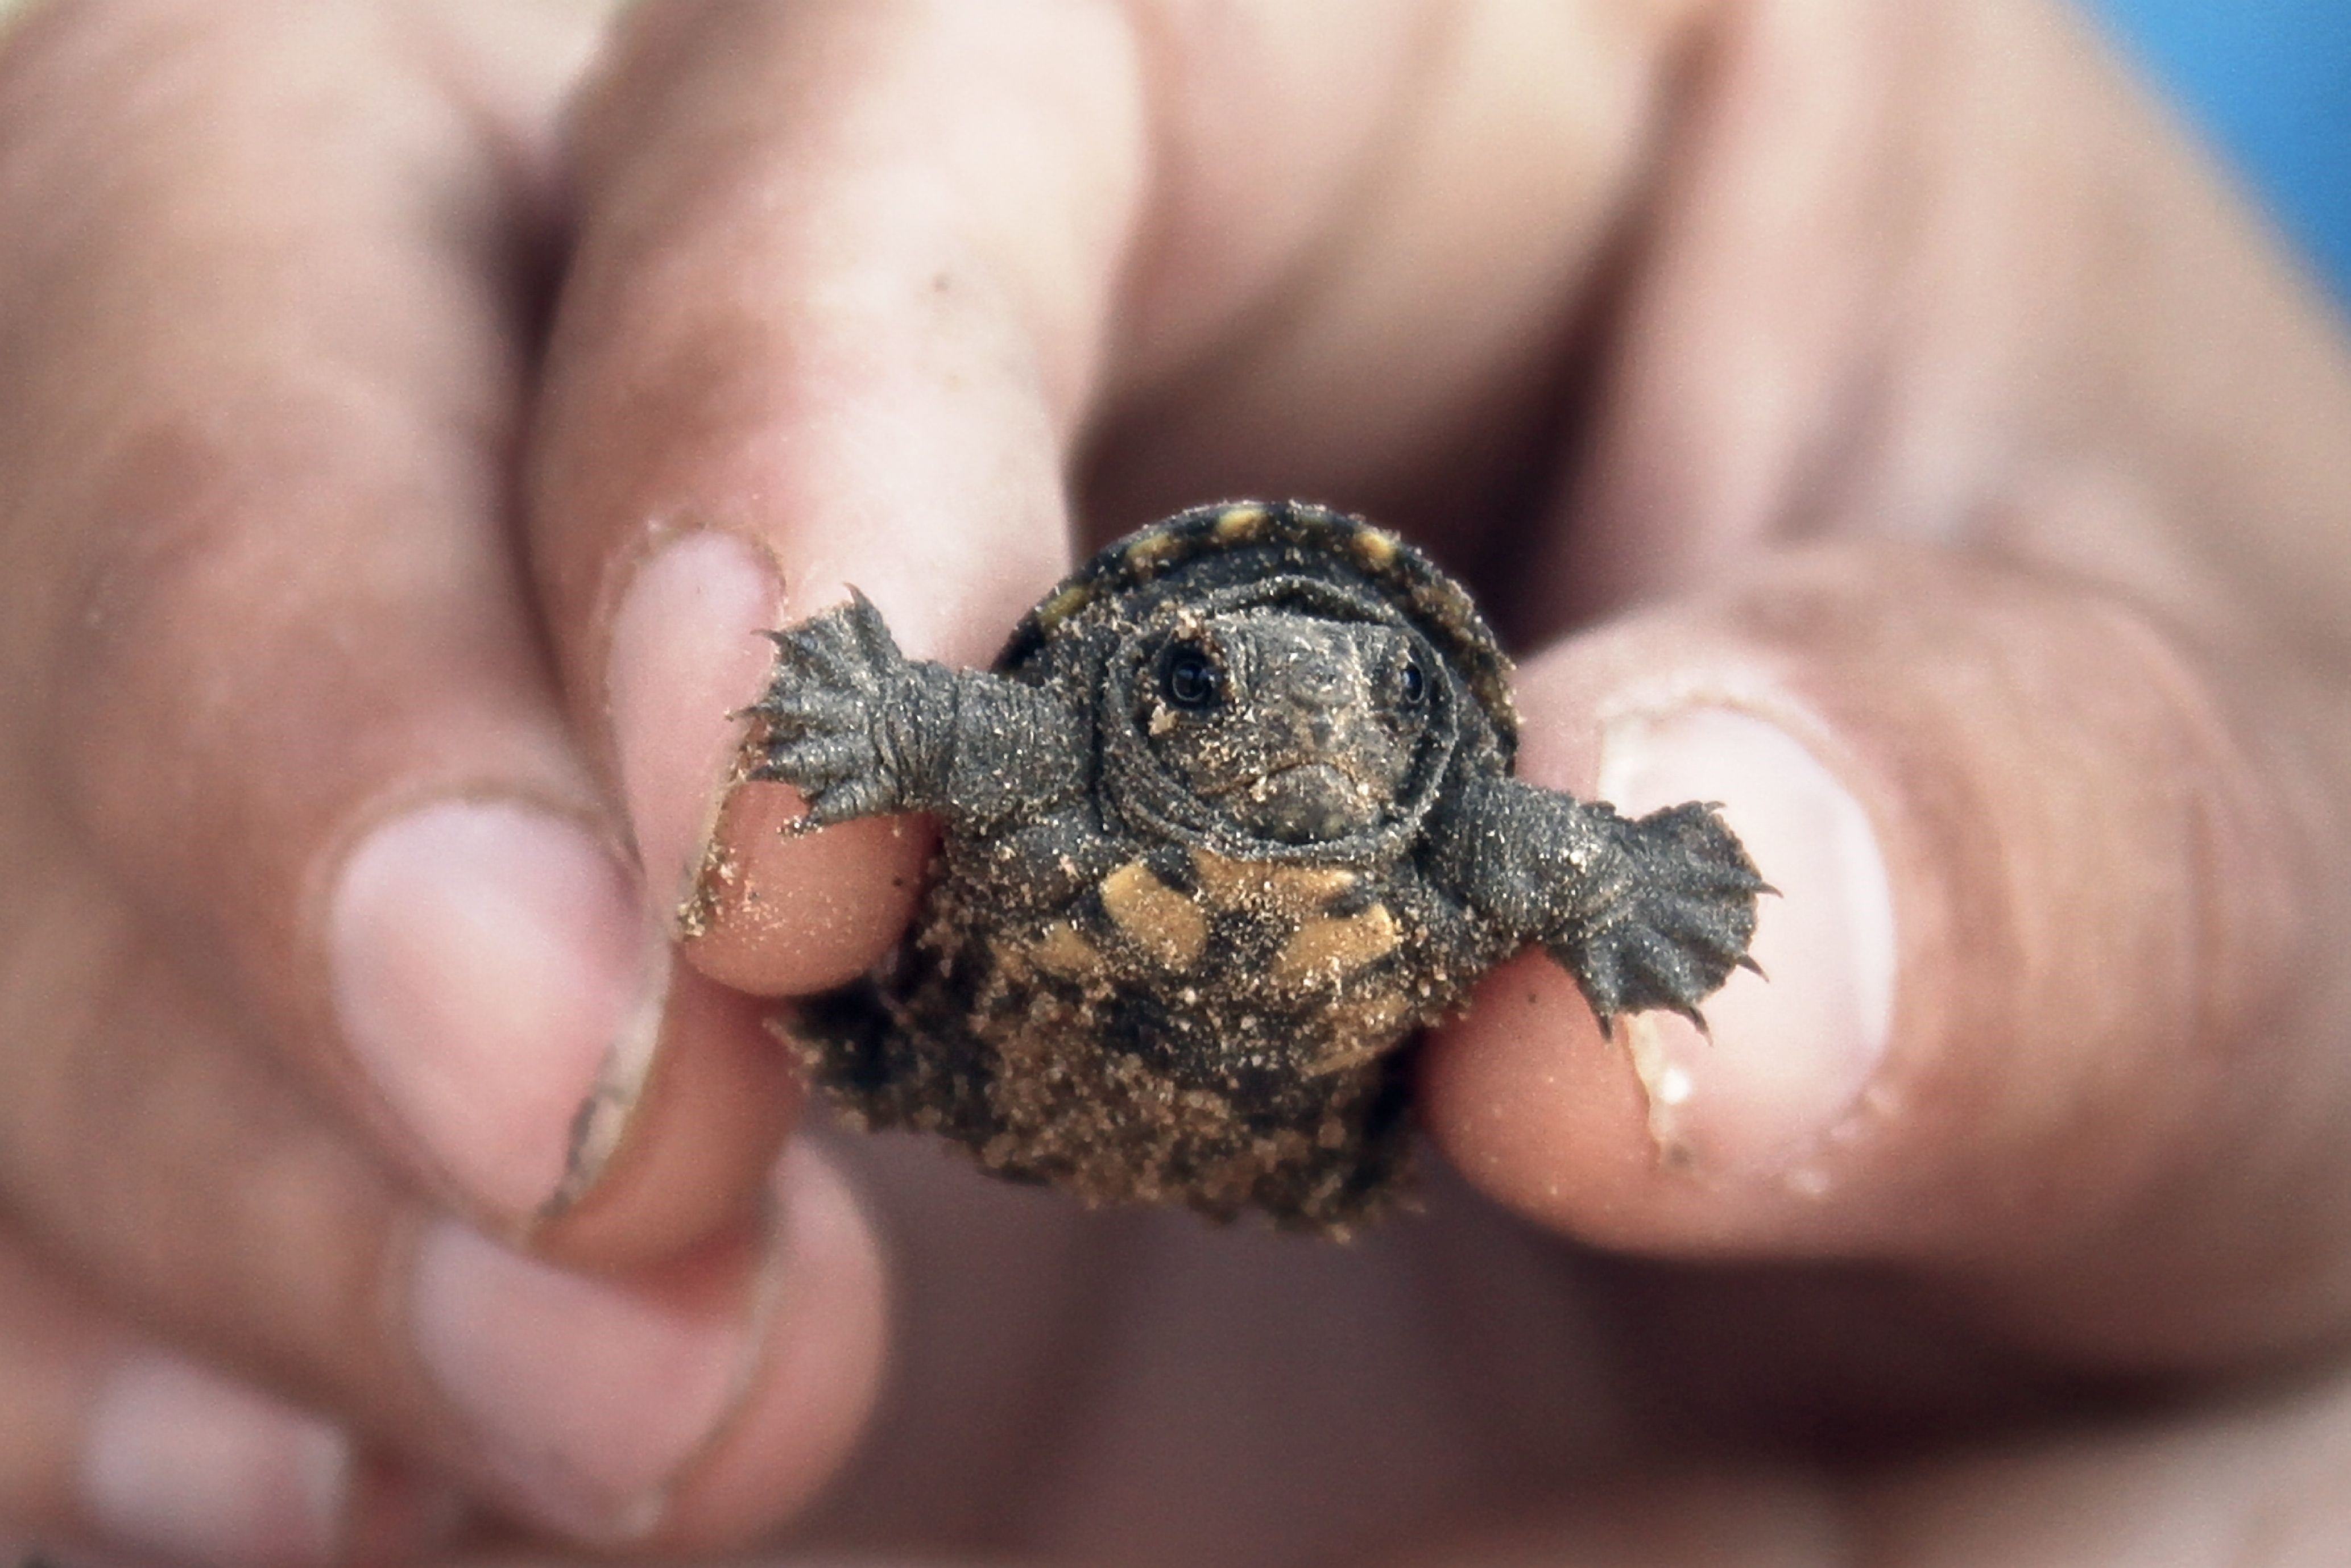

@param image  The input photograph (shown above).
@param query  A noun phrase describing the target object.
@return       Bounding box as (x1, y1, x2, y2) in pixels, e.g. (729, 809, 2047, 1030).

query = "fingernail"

(408, 1204, 788, 1542)
(332, 800, 667, 1223)
(1597, 708, 1895, 1187)
(607, 531, 783, 924)
(82, 1353, 348, 1568)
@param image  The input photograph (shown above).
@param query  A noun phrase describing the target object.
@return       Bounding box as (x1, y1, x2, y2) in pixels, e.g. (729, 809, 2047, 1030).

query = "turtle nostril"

(1289, 659, 1351, 707)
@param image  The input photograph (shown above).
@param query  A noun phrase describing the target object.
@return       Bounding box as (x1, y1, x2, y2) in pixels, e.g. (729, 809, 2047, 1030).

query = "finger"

(1419, 542, 2351, 1367)
(0, 883, 886, 1549)
(1079, 2, 1709, 551)
(0, 2, 783, 1255)
(535, 0, 1141, 994)
(1520, 0, 2351, 636)
(0, 1230, 459, 1568)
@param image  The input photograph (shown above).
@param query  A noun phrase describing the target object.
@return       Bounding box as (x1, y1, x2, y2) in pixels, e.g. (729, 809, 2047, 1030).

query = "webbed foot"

(1551, 802, 1768, 1031)
(750, 590, 921, 828)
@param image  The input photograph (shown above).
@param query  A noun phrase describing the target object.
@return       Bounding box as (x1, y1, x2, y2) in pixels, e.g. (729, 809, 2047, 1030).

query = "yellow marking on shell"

(1414, 578, 1473, 626)
(1213, 504, 1269, 542)
(1351, 526, 1400, 569)
(1274, 905, 1400, 986)
(1029, 921, 1105, 980)
(1100, 861, 1207, 969)
(1308, 990, 1418, 1074)
(1123, 530, 1182, 573)
(1035, 582, 1095, 630)
(1189, 849, 1355, 918)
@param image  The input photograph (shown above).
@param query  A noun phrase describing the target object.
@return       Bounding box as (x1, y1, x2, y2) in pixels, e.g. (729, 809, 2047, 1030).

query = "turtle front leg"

(751, 590, 1087, 831)
(1433, 778, 1768, 1030)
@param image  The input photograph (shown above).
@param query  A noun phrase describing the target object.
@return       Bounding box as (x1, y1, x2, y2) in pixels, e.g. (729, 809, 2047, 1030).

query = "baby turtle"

(753, 501, 1764, 1231)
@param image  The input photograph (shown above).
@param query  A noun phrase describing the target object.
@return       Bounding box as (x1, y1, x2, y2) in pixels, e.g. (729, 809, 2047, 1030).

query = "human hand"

(10, 1, 2351, 1565)
(0, 3, 885, 1559)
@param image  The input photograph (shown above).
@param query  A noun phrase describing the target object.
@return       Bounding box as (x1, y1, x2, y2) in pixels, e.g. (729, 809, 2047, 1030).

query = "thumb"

(1421, 541, 2348, 1368)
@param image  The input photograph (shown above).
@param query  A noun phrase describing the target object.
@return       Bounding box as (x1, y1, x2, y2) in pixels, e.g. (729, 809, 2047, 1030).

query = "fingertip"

(81, 1351, 422, 1568)
(330, 798, 663, 1228)
(1424, 671, 1898, 1250)
(1423, 949, 1663, 1230)
(606, 528, 937, 997)
(531, 965, 800, 1271)
(405, 1163, 883, 1550)
(680, 784, 936, 997)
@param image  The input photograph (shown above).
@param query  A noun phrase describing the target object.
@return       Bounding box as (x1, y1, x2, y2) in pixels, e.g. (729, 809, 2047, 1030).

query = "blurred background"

(2091, 0, 2351, 305)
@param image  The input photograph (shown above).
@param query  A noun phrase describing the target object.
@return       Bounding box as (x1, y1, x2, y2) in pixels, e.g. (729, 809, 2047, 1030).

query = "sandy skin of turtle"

(752, 501, 1765, 1232)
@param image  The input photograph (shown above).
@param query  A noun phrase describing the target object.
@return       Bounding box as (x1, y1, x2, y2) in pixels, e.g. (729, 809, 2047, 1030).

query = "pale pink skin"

(0, 1, 2349, 1563)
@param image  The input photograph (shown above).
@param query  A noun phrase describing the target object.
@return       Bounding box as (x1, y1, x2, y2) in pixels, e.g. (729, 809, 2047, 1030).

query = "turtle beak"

(1247, 761, 1381, 843)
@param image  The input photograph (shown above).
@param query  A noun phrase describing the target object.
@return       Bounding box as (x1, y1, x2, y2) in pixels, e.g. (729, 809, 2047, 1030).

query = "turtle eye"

(1397, 658, 1427, 707)
(1161, 644, 1224, 711)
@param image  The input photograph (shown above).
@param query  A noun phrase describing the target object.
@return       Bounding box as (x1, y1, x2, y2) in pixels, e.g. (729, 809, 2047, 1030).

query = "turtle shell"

(999, 500, 1520, 765)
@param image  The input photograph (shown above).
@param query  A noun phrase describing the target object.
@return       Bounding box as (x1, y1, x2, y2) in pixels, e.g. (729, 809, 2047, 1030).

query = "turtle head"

(1136, 608, 1435, 844)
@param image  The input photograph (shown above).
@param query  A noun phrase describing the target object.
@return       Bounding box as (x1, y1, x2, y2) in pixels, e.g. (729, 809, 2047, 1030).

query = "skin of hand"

(3, 0, 2351, 1565)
